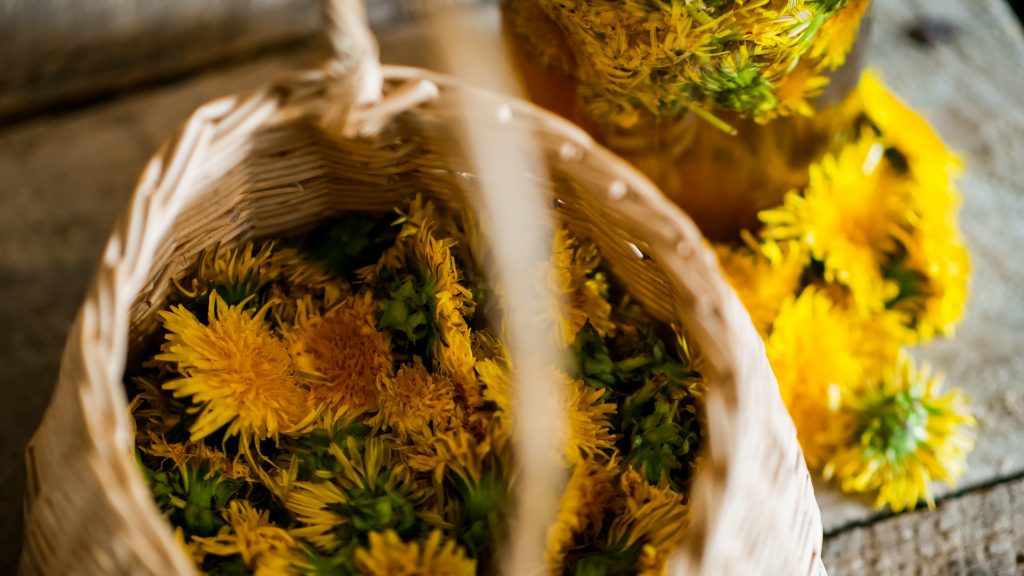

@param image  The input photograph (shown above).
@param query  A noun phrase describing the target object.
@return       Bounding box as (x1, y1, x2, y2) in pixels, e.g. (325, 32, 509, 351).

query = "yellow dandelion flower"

(855, 308, 918, 378)
(772, 62, 832, 118)
(268, 246, 345, 294)
(714, 239, 805, 335)
(156, 292, 311, 447)
(761, 136, 911, 313)
(471, 328, 506, 363)
(266, 246, 349, 320)
(475, 359, 615, 463)
(197, 501, 300, 574)
(375, 359, 460, 439)
(355, 530, 476, 576)
(551, 226, 616, 343)
(174, 242, 275, 304)
(432, 294, 479, 406)
(766, 288, 863, 468)
(404, 427, 491, 488)
(477, 358, 510, 416)
(368, 197, 480, 406)
(286, 437, 429, 552)
(285, 291, 393, 412)
(809, 0, 871, 70)
(475, 358, 513, 448)
(609, 469, 689, 575)
(855, 71, 969, 339)
(565, 375, 617, 465)
(824, 354, 975, 511)
(904, 217, 970, 340)
(858, 71, 962, 184)
(546, 459, 618, 568)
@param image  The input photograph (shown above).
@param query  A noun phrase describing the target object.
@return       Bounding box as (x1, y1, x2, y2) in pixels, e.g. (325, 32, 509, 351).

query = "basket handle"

(320, 0, 440, 137)
(323, 0, 383, 107)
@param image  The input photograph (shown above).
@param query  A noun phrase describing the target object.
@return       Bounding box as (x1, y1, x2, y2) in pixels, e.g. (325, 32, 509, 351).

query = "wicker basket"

(19, 2, 825, 574)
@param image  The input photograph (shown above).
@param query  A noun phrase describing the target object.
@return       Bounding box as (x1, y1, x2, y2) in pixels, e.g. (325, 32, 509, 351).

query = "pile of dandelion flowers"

(823, 355, 975, 511)
(156, 292, 312, 448)
(509, 0, 858, 127)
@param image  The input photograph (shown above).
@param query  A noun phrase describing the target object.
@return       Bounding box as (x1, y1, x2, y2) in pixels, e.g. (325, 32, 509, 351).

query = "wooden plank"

(0, 0, 320, 122)
(0, 0, 434, 122)
(823, 475, 1024, 574)
(0, 0, 1021, 572)
(816, 0, 1024, 533)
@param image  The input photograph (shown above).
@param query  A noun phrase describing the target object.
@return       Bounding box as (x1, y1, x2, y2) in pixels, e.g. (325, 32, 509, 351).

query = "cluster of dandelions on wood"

(505, 0, 872, 130)
(715, 72, 975, 512)
(128, 196, 705, 575)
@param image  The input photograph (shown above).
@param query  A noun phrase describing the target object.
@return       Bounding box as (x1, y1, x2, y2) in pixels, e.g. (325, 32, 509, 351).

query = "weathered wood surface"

(0, 0, 1021, 573)
(823, 477, 1024, 575)
(0, 0, 431, 122)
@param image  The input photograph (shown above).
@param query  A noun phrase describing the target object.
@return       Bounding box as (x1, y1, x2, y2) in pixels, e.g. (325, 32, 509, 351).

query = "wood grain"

(0, 0, 434, 122)
(0, 0, 1021, 572)
(823, 476, 1024, 575)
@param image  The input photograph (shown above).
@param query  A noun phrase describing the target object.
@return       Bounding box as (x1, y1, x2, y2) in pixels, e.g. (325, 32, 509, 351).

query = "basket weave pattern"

(19, 8, 826, 574)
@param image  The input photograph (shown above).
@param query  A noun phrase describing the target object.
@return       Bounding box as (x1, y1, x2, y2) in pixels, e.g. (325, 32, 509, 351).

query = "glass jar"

(503, 1, 871, 242)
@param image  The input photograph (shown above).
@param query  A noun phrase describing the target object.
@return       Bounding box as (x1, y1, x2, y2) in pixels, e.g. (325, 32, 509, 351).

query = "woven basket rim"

(20, 63, 825, 576)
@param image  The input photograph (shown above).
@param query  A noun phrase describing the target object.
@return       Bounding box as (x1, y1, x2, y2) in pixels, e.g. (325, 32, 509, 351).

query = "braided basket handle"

(321, 0, 382, 129)
(321, 0, 440, 137)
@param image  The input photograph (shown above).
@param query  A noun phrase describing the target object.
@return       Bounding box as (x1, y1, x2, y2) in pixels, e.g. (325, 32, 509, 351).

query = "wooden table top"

(0, 0, 1021, 573)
